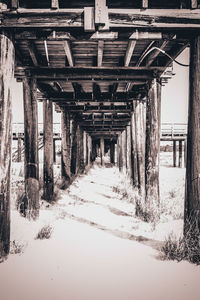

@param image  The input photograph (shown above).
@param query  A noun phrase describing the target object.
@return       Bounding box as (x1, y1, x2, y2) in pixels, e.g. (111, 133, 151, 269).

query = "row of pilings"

(1, 34, 200, 261)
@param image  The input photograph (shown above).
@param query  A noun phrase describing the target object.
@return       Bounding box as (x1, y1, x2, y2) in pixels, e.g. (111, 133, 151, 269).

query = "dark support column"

(53, 139, 56, 163)
(114, 143, 117, 164)
(184, 35, 200, 236)
(126, 123, 132, 177)
(145, 79, 161, 222)
(71, 118, 78, 175)
(110, 142, 115, 164)
(83, 131, 87, 166)
(100, 137, 104, 166)
(87, 135, 92, 166)
(79, 127, 85, 172)
(17, 137, 22, 162)
(173, 140, 177, 167)
(23, 77, 39, 220)
(119, 134, 123, 172)
(135, 100, 146, 197)
(75, 125, 81, 173)
(130, 111, 138, 187)
(0, 34, 14, 259)
(121, 130, 126, 172)
(43, 99, 54, 201)
(179, 140, 183, 168)
(184, 138, 187, 168)
(61, 110, 71, 181)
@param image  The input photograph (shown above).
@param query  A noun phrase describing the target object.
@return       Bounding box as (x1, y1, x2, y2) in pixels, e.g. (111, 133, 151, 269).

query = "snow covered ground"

(0, 152, 199, 300)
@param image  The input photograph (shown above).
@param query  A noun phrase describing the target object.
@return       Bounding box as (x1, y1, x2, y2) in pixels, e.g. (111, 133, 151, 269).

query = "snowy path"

(0, 164, 200, 300)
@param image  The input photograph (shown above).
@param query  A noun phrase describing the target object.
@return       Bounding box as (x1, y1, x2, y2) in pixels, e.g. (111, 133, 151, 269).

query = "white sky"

(12, 48, 189, 124)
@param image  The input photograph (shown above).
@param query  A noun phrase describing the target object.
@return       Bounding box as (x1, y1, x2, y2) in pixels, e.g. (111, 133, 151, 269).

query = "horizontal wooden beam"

(79, 120, 130, 125)
(52, 101, 132, 105)
(56, 108, 132, 113)
(15, 66, 164, 80)
(39, 91, 146, 101)
(2, 9, 200, 29)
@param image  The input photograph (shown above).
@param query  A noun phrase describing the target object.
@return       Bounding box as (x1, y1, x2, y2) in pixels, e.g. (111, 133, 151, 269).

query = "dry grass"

(35, 225, 53, 240)
(160, 223, 200, 265)
(10, 240, 27, 255)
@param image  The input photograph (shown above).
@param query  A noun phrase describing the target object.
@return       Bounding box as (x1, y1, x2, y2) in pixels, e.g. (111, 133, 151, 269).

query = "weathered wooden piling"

(53, 139, 56, 163)
(178, 140, 183, 168)
(100, 137, 105, 166)
(61, 109, 71, 182)
(43, 99, 54, 201)
(173, 140, 177, 167)
(17, 137, 22, 162)
(23, 77, 39, 220)
(135, 100, 146, 196)
(70, 117, 78, 175)
(0, 34, 14, 259)
(185, 35, 200, 236)
(110, 141, 115, 164)
(145, 79, 161, 222)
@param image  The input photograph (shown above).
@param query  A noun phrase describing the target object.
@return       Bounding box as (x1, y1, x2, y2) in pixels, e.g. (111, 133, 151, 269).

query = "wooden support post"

(114, 143, 117, 164)
(110, 142, 115, 164)
(84, 7, 95, 32)
(0, 34, 14, 259)
(100, 137, 105, 166)
(191, 0, 198, 9)
(179, 140, 183, 168)
(23, 77, 39, 220)
(53, 139, 56, 163)
(118, 134, 123, 172)
(136, 101, 146, 197)
(142, 0, 148, 9)
(83, 131, 87, 165)
(126, 123, 132, 177)
(184, 35, 200, 237)
(130, 111, 139, 188)
(79, 127, 85, 172)
(11, 0, 19, 9)
(117, 137, 120, 168)
(43, 99, 54, 201)
(71, 118, 77, 175)
(184, 138, 187, 168)
(61, 110, 71, 181)
(51, 0, 59, 9)
(145, 79, 161, 222)
(121, 130, 127, 172)
(173, 140, 177, 167)
(17, 137, 22, 162)
(87, 135, 92, 166)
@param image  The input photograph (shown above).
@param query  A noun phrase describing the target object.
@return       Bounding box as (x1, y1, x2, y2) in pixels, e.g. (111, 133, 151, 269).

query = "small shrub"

(16, 191, 28, 217)
(35, 225, 53, 240)
(160, 233, 184, 262)
(160, 225, 200, 265)
(10, 240, 27, 255)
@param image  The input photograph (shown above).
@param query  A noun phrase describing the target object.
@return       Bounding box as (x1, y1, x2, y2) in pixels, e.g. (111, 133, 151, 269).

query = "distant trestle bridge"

(12, 122, 187, 168)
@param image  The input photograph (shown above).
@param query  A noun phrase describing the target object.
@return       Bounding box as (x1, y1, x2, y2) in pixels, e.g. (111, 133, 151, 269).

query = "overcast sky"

(12, 48, 189, 125)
